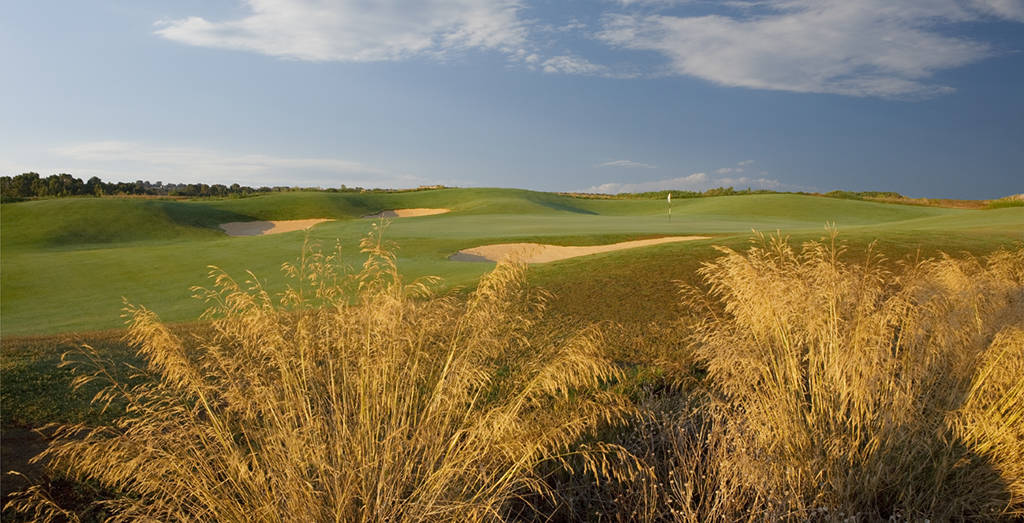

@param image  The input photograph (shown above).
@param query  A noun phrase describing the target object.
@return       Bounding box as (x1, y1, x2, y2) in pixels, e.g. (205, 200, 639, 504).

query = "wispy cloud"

(970, 0, 1024, 21)
(598, 0, 1023, 98)
(585, 159, 794, 193)
(155, 0, 529, 62)
(46, 141, 424, 188)
(586, 172, 709, 193)
(584, 172, 788, 193)
(717, 176, 783, 189)
(540, 55, 608, 75)
(595, 159, 658, 169)
(714, 160, 755, 174)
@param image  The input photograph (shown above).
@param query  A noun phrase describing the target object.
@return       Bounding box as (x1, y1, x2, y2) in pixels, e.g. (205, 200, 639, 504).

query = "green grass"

(4, 192, 1018, 427)
(2, 189, 1021, 336)
(987, 198, 1024, 209)
(2, 189, 1023, 519)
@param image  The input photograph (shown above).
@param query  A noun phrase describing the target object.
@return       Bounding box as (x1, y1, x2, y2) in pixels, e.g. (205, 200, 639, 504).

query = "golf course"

(3, 188, 1023, 520)
(4, 188, 1021, 335)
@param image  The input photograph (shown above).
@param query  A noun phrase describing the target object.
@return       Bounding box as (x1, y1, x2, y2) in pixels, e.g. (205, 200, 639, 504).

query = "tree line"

(0, 172, 386, 202)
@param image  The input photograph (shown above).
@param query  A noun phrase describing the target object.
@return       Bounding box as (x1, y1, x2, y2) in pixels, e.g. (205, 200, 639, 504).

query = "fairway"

(3, 189, 1022, 336)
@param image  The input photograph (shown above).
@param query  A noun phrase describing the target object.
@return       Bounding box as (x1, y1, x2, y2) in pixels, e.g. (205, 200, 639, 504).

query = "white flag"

(667, 193, 671, 203)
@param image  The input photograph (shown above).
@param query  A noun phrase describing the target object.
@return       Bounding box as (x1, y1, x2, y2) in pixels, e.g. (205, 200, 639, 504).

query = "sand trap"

(363, 208, 451, 218)
(219, 219, 333, 237)
(451, 236, 711, 264)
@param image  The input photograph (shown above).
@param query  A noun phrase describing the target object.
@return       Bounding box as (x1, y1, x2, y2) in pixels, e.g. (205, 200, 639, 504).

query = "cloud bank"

(586, 159, 788, 193)
(153, 1, 1024, 97)
(599, 0, 1022, 98)
(586, 172, 784, 194)
(595, 159, 657, 169)
(156, 0, 528, 62)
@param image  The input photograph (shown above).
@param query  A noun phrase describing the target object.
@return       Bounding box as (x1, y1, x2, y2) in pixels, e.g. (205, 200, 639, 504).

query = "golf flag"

(667, 193, 671, 203)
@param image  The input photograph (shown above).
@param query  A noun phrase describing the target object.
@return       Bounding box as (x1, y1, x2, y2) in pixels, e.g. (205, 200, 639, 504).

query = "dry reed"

(7, 228, 1022, 521)
(6, 225, 637, 521)
(667, 230, 1024, 520)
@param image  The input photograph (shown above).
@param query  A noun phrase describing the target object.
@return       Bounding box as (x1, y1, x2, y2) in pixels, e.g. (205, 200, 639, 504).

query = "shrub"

(684, 230, 1024, 519)
(987, 197, 1024, 209)
(6, 226, 636, 521)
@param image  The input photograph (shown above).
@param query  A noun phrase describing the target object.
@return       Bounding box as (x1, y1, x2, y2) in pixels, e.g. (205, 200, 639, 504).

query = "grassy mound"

(0, 198, 236, 249)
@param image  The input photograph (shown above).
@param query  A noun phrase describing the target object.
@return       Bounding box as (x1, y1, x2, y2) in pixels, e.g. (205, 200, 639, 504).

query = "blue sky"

(2, 1, 1022, 198)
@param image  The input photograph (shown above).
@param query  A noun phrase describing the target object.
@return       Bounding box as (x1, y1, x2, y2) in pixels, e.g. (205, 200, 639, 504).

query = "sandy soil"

(450, 236, 711, 264)
(363, 208, 451, 218)
(219, 219, 333, 237)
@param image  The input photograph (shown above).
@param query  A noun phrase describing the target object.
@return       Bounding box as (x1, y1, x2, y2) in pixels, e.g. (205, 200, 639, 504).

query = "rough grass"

(4, 229, 1023, 521)
(652, 231, 1024, 520)
(5, 227, 639, 521)
(988, 198, 1024, 209)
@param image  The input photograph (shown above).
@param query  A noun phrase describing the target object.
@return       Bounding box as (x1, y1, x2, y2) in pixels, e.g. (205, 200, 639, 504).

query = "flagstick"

(668, 192, 672, 222)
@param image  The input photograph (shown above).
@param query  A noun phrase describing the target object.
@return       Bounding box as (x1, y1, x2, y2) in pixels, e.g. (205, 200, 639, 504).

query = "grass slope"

(2, 189, 1020, 336)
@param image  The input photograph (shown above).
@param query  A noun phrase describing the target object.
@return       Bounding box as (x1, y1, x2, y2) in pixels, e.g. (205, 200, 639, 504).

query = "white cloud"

(599, 0, 1022, 98)
(155, 0, 528, 62)
(738, 159, 755, 166)
(584, 172, 787, 193)
(541, 54, 608, 75)
(586, 172, 708, 193)
(717, 176, 782, 189)
(555, 19, 588, 32)
(970, 0, 1024, 21)
(595, 159, 658, 169)
(585, 159, 790, 193)
(615, 0, 692, 5)
(46, 141, 424, 188)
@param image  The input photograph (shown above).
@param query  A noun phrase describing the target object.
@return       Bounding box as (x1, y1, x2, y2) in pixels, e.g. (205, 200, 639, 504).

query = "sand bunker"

(219, 219, 333, 237)
(451, 236, 711, 264)
(363, 208, 451, 218)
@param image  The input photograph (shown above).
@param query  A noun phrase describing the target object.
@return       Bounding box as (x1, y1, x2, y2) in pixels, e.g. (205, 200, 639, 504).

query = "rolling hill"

(2, 188, 1021, 335)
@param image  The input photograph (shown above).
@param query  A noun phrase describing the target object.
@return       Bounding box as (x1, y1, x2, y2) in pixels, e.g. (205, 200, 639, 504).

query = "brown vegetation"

(638, 231, 1024, 520)
(6, 225, 637, 521)
(6, 229, 1023, 521)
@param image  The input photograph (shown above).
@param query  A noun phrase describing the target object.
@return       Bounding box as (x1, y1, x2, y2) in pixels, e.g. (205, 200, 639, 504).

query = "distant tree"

(704, 186, 737, 197)
(3, 173, 40, 199)
(85, 176, 103, 197)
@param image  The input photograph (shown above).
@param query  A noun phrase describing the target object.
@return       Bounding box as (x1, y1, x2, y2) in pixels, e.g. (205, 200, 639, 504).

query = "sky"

(2, 1, 1023, 199)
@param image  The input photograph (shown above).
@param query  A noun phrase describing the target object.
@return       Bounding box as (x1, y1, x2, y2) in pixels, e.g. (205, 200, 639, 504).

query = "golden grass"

(6, 225, 637, 521)
(669, 230, 1024, 520)
(6, 228, 1023, 521)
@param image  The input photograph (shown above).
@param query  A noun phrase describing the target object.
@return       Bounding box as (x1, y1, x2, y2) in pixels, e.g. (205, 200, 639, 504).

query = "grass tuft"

(5, 226, 637, 521)
(675, 229, 1024, 519)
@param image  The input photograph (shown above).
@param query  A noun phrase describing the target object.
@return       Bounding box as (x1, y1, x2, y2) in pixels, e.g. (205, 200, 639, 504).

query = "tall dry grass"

(659, 231, 1024, 520)
(6, 226, 638, 521)
(7, 228, 1022, 521)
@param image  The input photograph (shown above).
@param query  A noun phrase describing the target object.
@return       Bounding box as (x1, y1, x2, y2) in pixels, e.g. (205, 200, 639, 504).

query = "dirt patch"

(2, 426, 49, 499)
(219, 219, 332, 237)
(450, 236, 711, 264)
(362, 208, 451, 218)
